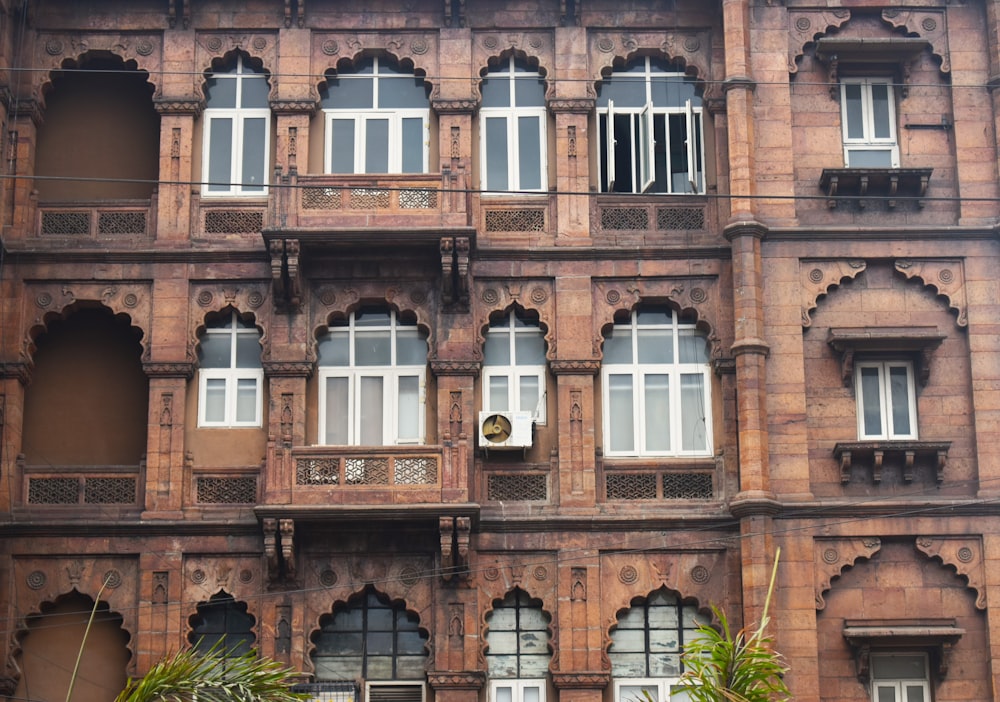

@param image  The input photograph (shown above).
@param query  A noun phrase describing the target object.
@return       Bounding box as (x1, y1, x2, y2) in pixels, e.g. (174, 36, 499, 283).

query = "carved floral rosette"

(24, 281, 153, 363)
(313, 33, 439, 92)
(800, 259, 867, 327)
(11, 557, 138, 675)
(183, 555, 263, 615)
(34, 32, 163, 103)
(475, 280, 556, 361)
(195, 32, 279, 100)
(894, 259, 968, 328)
(915, 536, 986, 610)
(814, 537, 882, 610)
(473, 31, 556, 100)
(592, 277, 722, 359)
(190, 282, 272, 358)
(590, 30, 712, 86)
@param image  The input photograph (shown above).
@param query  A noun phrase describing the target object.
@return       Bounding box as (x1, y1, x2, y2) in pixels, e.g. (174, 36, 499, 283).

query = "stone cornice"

(723, 218, 769, 241)
(729, 490, 781, 518)
(143, 362, 195, 379)
(153, 97, 204, 116)
(0, 362, 31, 385)
(550, 359, 600, 375)
(430, 359, 482, 376)
(427, 672, 486, 690)
(262, 360, 314, 378)
(431, 98, 478, 114)
(551, 672, 610, 690)
(548, 97, 596, 113)
(269, 98, 319, 115)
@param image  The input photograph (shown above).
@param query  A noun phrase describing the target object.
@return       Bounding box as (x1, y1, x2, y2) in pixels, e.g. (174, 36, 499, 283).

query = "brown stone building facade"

(0, 0, 997, 700)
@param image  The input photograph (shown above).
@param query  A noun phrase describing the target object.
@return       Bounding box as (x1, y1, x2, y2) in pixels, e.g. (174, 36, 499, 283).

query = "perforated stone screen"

(196, 476, 258, 504)
(41, 212, 90, 236)
(484, 209, 546, 232)
(204, 209, 264, 234)
(487, 473, 547, 501)
(98, 211, 147, 236)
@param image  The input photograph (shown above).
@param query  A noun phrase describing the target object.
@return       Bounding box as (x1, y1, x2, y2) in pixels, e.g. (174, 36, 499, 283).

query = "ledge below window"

(843, 618, 964, 682)
(833, 440, 951, 484)
(827, 326, 946, 387)
(819, 168, 933, 209)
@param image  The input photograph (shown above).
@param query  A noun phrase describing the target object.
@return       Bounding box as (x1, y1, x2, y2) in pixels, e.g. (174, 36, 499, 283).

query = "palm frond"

(115, 642, 305, 702)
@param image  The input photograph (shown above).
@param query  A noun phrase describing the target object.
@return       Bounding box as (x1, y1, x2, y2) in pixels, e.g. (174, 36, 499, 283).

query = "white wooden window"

(317, 308, 427, 446)
(597, 57, 705, 194)
(322, 56, 431, 174)
(197, 311, 263, 427)
(614, 679, 694, 702)
(202, 54, 271, 197)
(601, 307, 712, 457)
(490, 681, 545, 702)
(855, 361, 917, 440)
(841, 77, 899, 168)
(480, 56, 547, 193)
(870, 654, 931, 702)
(486, 589, 551, 683)
(483, 310, 547, 423)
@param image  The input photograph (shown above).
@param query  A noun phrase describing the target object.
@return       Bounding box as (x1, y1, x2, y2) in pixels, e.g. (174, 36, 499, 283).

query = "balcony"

(18, 461, 142, 514)
(590, 194, 712, 247)
(36, 199, 155, 239)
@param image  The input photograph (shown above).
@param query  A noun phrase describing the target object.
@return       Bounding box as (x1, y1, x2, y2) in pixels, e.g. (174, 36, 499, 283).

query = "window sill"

(833, 440, 951, 484)
(819, 168, 932, 209)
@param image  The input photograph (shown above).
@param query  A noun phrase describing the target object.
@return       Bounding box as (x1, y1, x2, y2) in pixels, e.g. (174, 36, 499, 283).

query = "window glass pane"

(236, 378, 257, 422)
(489, 376, 510, 411)
(679, 332, 709, 363)
(397, 375, 420, 441)
(518, 606, 548, 630)
(649, 627, 680, 651)
(681, 374, 708, 452)
(518, 116, 542, 190)
(519, 656, 550, 678)
(205, 378, 226, 422)
(485, 117, 510, 190)
(860, 366, 884, 436)
(604, 333, 632, 364)
(611, 629, 646, 652)
(484, 333, 511, 365)
(515, 332, 546, 364)
(669, 685, 695, 702)
(519, 376, 540, 414)
(318, 332, 350, 366)
(667, 113, 689, 192)
(204, 76, 237, 108)
(355, 308, 391, 325)
(366, 632, 393, 654)
(235, 335, 260, 368)
(365, 118, 390, 173)
(644, 374, 671, 453)
(481, 76, 510, 108)
(401, 117, 425, 173)
(889, 365, 912, 436)
(844, 83, 864, 139)
(394, 656, 427, 678)
(489, 631, 518, 653)
(637, 308, 672, 325)
(648, 653, 681, 677)
(876, 687, 897, 702)
(396, 629, 426, 654)
(523, 685, 541, 702)
(872, 655, 927, 679)
(637, 328, 673, 364)
(611, 653, 647, 677)
(325, 376, 349, 444)
(208, 118, 234, 191)
(871, 83, 892, 139)
(356, 331, 392, 366)
(648, 602, 679, 628)
(199, 335, 232, 368)
(609, 374, 635, 452)
(495, 685, 514, 702)
(380, 76, 430, 108)
(488, 608, 515, 630)
(619, 685, 656, 702)
(847, 149, 894, 168)
(315, 656, 362, 680)
(326, 74, 374, 109)
(514, 76, 546, 106)
(359, 376, 385, 444)
(396, 330, 427, 366)
(241, 117, 267, 191)
(366, 657, 393, 679)
(904, 686, 924, 702)
(597, 76, 646, 108)
(330, 119, 357, 173)
(240, 75, 270, 108)
(651, 75, 698, 107)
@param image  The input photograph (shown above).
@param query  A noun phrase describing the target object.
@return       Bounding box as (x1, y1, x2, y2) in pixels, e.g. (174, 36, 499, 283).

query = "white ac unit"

(479, 410, 534, 450)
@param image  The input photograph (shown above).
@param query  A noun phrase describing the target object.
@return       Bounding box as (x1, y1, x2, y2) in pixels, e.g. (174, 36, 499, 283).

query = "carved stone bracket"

(261, 361, 314, 378)
(427, 672, 485, 690)
(834, 440, 950, 484)
(844, 618, 964, 682)
(269, 238, 303, 312)
(440, 516, 471, 581)
(881, 9, 950, 73)
(788, 9, 852, 73)
(894, 259, 968, 327)
(800, 259, 867, 327)
(153, 97, 204, 116)
(430, 359, 481, 377)
(441, 236, 471, 311)
(142, 362, 195, 379)
(550, 359, 601, 375)
(551, 672, 611, 690)
(263, 517, 297, 588)
(548, 98, 596, 114)
(590, 30, 713, 85)
(815, 537, 882, 610)
(915, 536, 987, 610)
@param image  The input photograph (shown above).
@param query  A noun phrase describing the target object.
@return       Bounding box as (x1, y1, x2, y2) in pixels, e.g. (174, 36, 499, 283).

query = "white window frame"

(599, 58, 705, 195)
(197, 311, 263, 428)
(489, 680, 546, 702)
(601, 309, 713, 458)
(841, 77, 899, 168)
(614, 678, 691, 702)
(202, 54, 271, 198)
(317, 310, 427, 446)
(870, 653, 931, 702)
(855, 360, 918, 440)
(483, 311, 547, 424)
(323, 56, 430, 174)
(479, 56, 548, 193)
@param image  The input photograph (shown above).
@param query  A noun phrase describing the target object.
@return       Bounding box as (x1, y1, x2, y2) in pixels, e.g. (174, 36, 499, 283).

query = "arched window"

(202, 53, 271, 197)
(486, 589, 551, 702)
(601, 306, 712, 457)
(197, 310, 264, 427)
(483, 310, 547, 423)
(609, 589, 709, 702)
(188, 591, 256, 656)
(597, 57, 705, 194)
(317, 306, 428, 445)
(311, 588, 428, 681)
(321, 56, 431, 174)
(480, 56, 547, 192)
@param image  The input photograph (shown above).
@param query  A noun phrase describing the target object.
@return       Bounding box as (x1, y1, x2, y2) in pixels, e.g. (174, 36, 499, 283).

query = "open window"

(321, 55, 432, 174)
(598, 57, 705, 194)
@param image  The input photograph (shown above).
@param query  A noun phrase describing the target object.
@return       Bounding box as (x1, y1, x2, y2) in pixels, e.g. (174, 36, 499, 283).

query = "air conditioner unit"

(479, 410, 534, 450)
(366, 682, 425, 702)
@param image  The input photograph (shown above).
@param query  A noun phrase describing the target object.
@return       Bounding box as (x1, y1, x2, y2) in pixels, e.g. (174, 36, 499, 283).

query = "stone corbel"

(916, 536, 986, 610)
(440, 516, 455, 577)
(440, 236, 471, 312)
(439, 516, 471, 581)
(269, 238, 303, 312)
(815, 537, 882, 610)
(279, 518, 296, 581)
(263, 518, 279, 582)
(455, 516, 471, 573)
